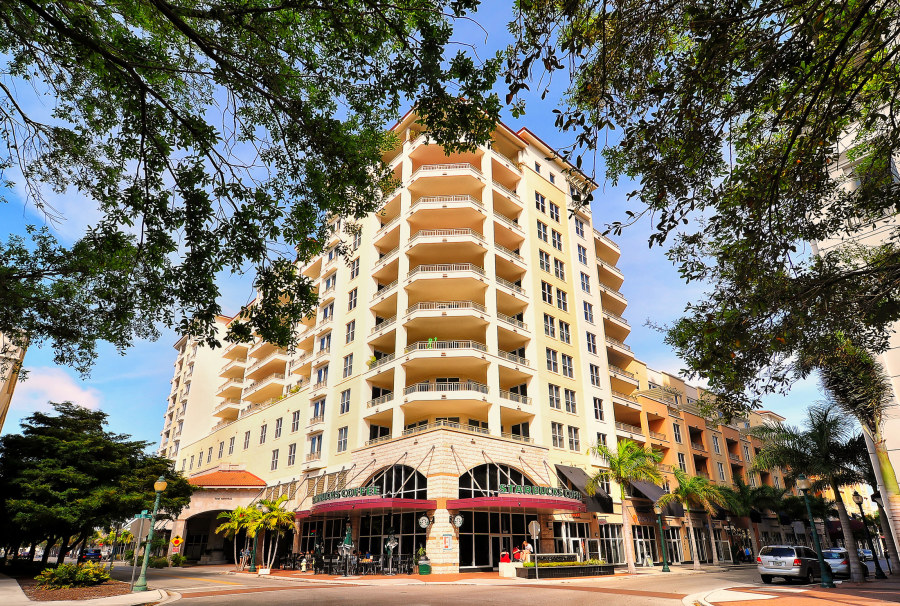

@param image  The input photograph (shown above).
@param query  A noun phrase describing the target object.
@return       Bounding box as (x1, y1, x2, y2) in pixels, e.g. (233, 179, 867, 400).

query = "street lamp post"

(796, 475, 835, 588)
(654, 504, 671, 572)
(853, 491, 887, 580)
(133, 476, 167, 593)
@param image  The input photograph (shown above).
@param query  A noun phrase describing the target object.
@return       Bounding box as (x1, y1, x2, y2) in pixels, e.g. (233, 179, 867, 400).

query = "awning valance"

(630, 480, 684, 517)
(307, 497, 436, 515)
(447, 495, 586, 513)
(555, 464, 613, 513)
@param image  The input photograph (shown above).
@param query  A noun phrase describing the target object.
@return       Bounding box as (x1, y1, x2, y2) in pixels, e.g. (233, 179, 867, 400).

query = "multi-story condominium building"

(160, 112, 793, 571)
(0, 331, 26, 431)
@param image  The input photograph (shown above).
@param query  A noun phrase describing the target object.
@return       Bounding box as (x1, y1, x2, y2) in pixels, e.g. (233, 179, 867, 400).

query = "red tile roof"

(189, 470, 265, 488)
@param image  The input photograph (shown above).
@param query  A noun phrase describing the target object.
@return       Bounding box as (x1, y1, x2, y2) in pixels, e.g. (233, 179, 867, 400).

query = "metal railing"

(408, 263, 486, 277)
(247, 349, 288, 374)
(492, 180, 520, 200)
(408, 228, 485, 243)
(216, 378, 244, 393)
(402, 419, 489, 437)
(501, 431, 534, 444)
(289, 352, 312, 370)
(369, 316, 396, 334)
(609, 365, 637, 379)
(221, 357, 248, 373)
(406, 301, 486, 314)
(599, 284, 627, 301)
(367, 352, 395, 371)
(404, 340, 487, 354)
(603, 310, 630, 325)
(371, 279, 398, 300)
(496, 276, 526, 295)
(375, 246, 399, 266)
(593, 227, 620, 250)
(495, 243, 523, 261)
(410, 163, 483, 180)
(213, 398, 241, 414)
(498, 351, 529, 366)
(611, 390, 639, 403)
(377, 215, 401, 234)
(403, 380, 489, 396)
(497, 312, 527, 329)
(491, 149, 522, 173)
(242, 373, 285, 395)
(499, 389, 532, 405)
(616, 421, 643, 435)
(367, 393, 394, 408)
(409, 195, 484, 212)
(493, 211, 523, 231)
(598, 258, 624, 276)
(606, 336, 632, 352)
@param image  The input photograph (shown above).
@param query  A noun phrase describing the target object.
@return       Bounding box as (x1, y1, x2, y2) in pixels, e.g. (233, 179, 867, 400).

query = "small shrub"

(124, 549, 135, 562)
(523, 558, 607, 568)
(169, 554, 186, 567)
(35, 562, 110, 589)
(149, 556, 169, 568)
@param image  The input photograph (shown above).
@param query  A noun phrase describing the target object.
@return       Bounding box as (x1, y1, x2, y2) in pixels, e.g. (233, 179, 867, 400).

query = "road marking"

(180, 585, 335, 599)
(149, 573, 244, 585)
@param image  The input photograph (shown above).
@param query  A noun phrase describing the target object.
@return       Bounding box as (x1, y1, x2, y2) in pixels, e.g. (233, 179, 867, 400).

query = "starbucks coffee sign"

(313, 485, 382, 504)
(498, 484, 582, 500)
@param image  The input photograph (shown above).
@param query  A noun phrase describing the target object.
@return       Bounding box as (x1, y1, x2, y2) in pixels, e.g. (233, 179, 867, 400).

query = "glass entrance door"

(585, 539, 601, 560)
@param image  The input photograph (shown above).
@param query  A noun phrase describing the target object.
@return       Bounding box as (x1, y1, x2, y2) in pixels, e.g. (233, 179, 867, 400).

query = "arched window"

(363, 464, 427, 499)
(458, 463, 533, 498)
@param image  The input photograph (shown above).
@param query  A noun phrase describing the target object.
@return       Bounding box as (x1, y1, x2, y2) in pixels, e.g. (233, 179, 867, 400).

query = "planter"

(515, 564, 615, 579)
(417, 557, 431, 575)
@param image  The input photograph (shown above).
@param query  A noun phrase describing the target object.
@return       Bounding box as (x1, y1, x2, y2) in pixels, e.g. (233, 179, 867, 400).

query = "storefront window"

(358, 512, 427, 557)
(665, 527, 684, 563)
(458, 463, 533, 498)
(597, 524, 624, 564)
(632, 525, 658, 564)
(364, 464, 427, 499)
(457, 510, 538, 569)
(298, 519, 346, 555)
(552, 521, 590, 555)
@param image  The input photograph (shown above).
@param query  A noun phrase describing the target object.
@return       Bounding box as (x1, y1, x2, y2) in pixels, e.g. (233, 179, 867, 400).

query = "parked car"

(78, 549, 103, 563)
(757, 545, 826, 584)
(858, 549, 874, 561)
(822, 548, 869, 579)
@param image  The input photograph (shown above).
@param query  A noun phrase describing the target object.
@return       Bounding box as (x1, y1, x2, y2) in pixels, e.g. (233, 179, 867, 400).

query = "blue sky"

(0, 3, 819, 444)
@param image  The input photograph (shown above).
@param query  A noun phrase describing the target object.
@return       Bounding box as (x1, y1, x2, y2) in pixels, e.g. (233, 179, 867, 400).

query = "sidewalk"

(699, 575, 900, 605)
(0, 574, 167, 606)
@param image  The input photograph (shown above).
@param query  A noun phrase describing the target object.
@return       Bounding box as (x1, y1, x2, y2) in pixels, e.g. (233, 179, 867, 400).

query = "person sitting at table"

(500, 550, 511, 563)
(365, 550, 372, 560)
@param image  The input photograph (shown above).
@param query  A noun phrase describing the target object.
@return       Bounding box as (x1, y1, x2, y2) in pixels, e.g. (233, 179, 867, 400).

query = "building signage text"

(498, 484, 582, 500)
(313, 485, 382, 504)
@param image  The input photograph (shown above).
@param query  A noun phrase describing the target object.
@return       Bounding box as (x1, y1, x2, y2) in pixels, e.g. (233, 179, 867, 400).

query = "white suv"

(757, 545, 826, 584)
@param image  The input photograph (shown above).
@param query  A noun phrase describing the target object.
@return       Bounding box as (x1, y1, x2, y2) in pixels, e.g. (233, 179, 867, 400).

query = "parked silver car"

(757, 545, 825, 584)
(823, 548, 869, 579)
(859, 549, 874, 562)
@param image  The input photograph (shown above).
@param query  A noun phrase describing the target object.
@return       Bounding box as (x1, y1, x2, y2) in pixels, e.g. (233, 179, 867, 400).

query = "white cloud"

(11, 366, 103, 413)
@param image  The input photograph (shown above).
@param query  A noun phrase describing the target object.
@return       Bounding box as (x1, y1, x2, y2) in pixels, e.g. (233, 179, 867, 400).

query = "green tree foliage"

(0, 402, 194, 564)
(507, 0, 900, 418)
(0, 1, 501, 374)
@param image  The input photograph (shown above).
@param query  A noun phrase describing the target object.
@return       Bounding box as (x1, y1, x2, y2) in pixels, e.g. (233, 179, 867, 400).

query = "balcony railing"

(609, 365, 636, 379)
(410, 163, 483, 180)
(606, 336, 632, 352)
(499, 389, 532, 405)
(649, 430, 667, 441)
(309, 414, 325, 425)
(377, 215, 401, 234)
(367, 352, 395, 371)
(691, 442, 707, 452)
(404, 340, 487, 354)
(366, 435, 393, 446)
(495, 243, 523, 261)
(612, 390, 639, 403)
(729, 453, 742, 463)
(375, 246, 399, 266)
(370, 316, 396, 334)
(599, 283, 627, 301)
(616, 421, 643, 435)
(289, 351, 312, 370)
(493, 211, 523, 232)
(410, 195, 484, 212)
(496, 276, 526, 295)
(403, 380, 489, 396)
(221, 357, 248, 373)
(408, 263, 486, 278)
(305, 452, 322, 463)
(313, 346, 331, 361)
(498, 351, 529, 366)
(242, 373, 286, 395)
(367, 393, 394, 408)
(371, 279, 398, 300)
(402, 419, 489, 437)
(216, 378, 244, 394)
(311, 380, 328, 391)
(594, 227, 620, 251)
(492, 180, 520, 201)
(247, 349, 288, 374)
(597, 259, 624, 277)
(501, 431, 534, 444)
(408, 228, 485, 244)
(497, 312, 527, 330)
(406, 300, 486, 315)
(603, 310, 630, 326)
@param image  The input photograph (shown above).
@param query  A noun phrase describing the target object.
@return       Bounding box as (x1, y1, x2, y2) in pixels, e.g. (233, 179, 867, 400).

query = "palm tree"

(586, 439, 662, 573)
(720, 479, 761, 558)
(848, 433, 900, 569)
(753, 402, 867, 582)
(216, 506, 252, 570)
(258, 495, 295, 570)
(657, 469, 727, 570)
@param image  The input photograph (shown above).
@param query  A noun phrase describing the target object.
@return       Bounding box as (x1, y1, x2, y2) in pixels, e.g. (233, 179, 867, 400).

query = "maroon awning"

(307, 497, 436, 515)
(446, 496, 586, 513)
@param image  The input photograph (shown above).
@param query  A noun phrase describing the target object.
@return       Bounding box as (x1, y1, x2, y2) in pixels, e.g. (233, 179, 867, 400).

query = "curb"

(156, 589, 182, 604)
(682, 590, 713, 606)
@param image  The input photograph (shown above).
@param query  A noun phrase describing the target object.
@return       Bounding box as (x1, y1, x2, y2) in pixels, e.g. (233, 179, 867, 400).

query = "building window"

(743, 445, 751, 463)
(287, 443, 297, 466)
(541, 281, 553, 304)
(343, 354, 353, 378)
(567, 426, 580, 451)
(575, 218, 585, 237)
(322, 301, 334, 320)
(717, 462, 726, 481)
(320, 333, 331, 351)
(312, 397, 326, 419)
(553, 258, 565, 280)
(712, 435, 721, 454)
(337, 427, 348, 452)
(340, 389, 351, 414)
(346, 320, 355, 343)
(583, 301, 594, 323)
(549, 173, 556, 184)
(244, 430, 251, 449)
(218, 441, 224, 459)
(551, 422, 564, 448)
(228, 436, 235, 455)
(535, 192, 546, 213)
(586, 332, 597, 354)
(325, 274, 337, 291)
(309, 434, 323, 455)
(352, 230, 362, 249)
(181, 459, 186, 471)
(580, 272, 591, 293)
(589, 364, 601, 387)
(539, 250, 551, 272)
(260, 424, 268, 444)
(556, 288, 568, 311)
(577, 244, 588, 265)
(552, 229, 563, 250)
(548, 384, 561, 409)
(291, 410, 301, 432)
(558, 321, 570, 344)
(537, 220, 548, 242)
(564, 389, 577, 413)
(678, 452, 687, 472)
(189, 455, 194, 470)
(275, 417, 283, 439)
(593, 397, 604, 420)
(561, 354, 574, 378)
(207, 446, 213, 463)
(349, 258, 360, 279)
(534, 162, 542, 174)
(596, 432, 607, 447)
(543, 313, 556, 337)
(348, 288, 357, 311)
(549, 202, 560, 222)
(271, 449, 279, 471)
(673, 423, 682, 444)
(546, 348, 559, 373)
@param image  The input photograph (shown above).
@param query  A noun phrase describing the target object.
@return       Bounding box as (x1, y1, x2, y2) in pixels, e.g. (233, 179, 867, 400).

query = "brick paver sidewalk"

(706, 576, 900, 606)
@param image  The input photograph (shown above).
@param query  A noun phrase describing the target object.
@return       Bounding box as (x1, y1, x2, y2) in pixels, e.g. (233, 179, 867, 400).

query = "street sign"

(171, 545, 181, 554)
(171, 536, 183, 547)
(528, 520, 541, 539)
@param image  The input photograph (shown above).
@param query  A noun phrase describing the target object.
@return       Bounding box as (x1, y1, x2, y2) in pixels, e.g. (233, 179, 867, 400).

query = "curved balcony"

(492, 211, 524, 238)
(223, 341, 251, 360)
(409, 162, 483, 186)
(407, 228, 487, 263)
(403, 301, 488, 335)
(289, 351, 313, 375)
(366, 352, 396, 375)
(219, 357, 248, 379)
(406, 263, 487, 300)
(496, 276, 527, 298)
(612, 390, 641, 410)
(597, 259, 625, 290)
(605, 336, 634, 358)
(610, 364, 639, 386)
(599, 284, 628, 315)
(499, 388, 532, 406)
(603, 309, 631, 341)
(401, 380, 490, 416)
(216, 378, 244, 399)
(615, 421, 645, 441)
(242, 372, 287, 403)
(245, 349, 289, 380)
(594, 227, 621, 264)
(212, 398, 241, 420)
(403, 340, 488, 371)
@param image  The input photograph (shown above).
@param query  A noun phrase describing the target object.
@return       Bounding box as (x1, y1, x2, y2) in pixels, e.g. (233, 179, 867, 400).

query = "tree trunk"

(233, 534, 239, 569)
(10, 543, 21, 562)
(268, 533, 279, 569)
(875, 500, 898, 573)
(685, 515, 701, 570)
(41, 537, 53, 566)
(750, 523, 760, 559)
(831, 480, 865, 582)
(707, 515, 720, 565)
(621, 495, 637, 573)
(56, 538, 70, 566)
(27, 543, 36, 561)
(864, 429, 900, 563)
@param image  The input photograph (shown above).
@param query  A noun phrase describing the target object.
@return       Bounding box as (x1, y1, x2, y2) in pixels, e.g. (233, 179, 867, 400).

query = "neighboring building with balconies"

(157, 112, 792, 571)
